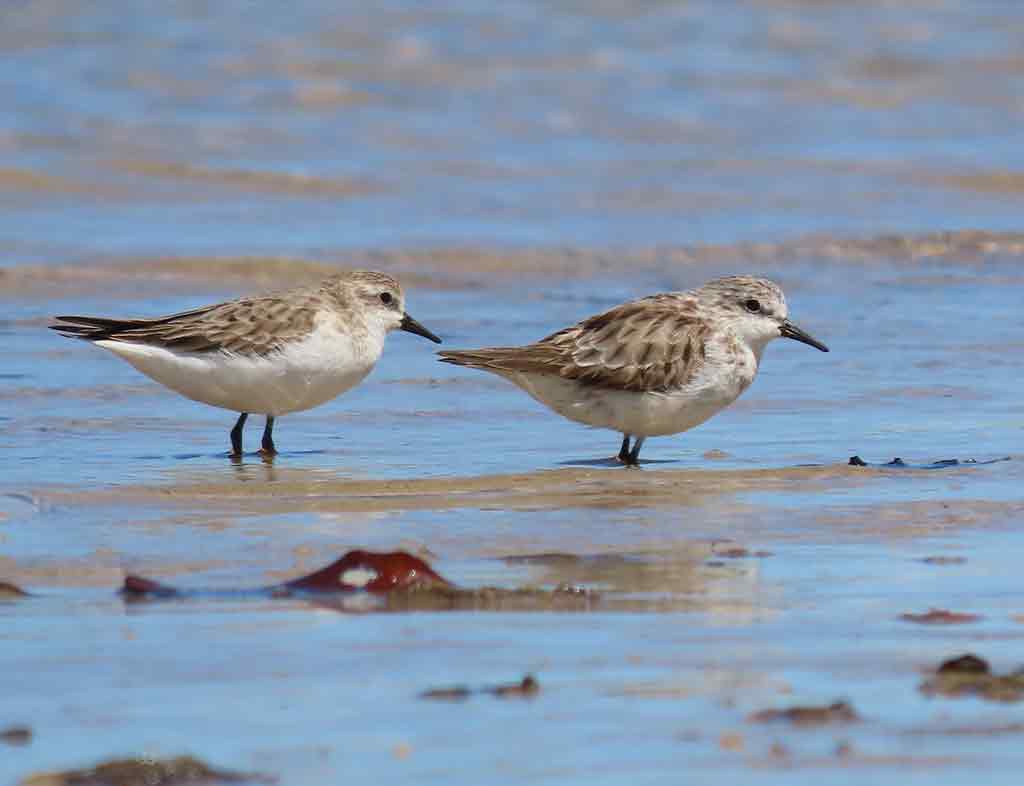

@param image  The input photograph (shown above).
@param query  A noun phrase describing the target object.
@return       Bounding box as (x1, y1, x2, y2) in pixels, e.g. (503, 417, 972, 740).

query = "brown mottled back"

(49, 270, 403, 357)
(439, 293, 712, 392)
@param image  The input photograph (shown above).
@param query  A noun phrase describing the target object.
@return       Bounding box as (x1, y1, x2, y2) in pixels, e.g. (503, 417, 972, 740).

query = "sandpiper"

(439, 275, 827, 465)
(51, 271, 441, 457)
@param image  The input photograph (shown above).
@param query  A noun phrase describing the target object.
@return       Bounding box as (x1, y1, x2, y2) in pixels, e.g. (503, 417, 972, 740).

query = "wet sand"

(6, 233, 1024, 785)
(5, 229, 1024, 301)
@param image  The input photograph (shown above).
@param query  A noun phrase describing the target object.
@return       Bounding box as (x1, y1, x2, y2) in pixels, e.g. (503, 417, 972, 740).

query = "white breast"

(501, 337, 759, 438)
(97, 316, 385, 416)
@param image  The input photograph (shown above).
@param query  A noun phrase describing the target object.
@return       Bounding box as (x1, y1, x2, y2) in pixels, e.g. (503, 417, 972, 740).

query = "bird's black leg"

(625, 437, 645, 468)
(230, 413, 248, 457)
(260, 416, 277, 456)
(618, 434, 632, 463)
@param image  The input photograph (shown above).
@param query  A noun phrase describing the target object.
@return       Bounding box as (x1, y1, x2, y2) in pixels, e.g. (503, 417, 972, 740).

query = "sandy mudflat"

(47, 463, 859, 513)
(5, 237, 1024, 784)
(5, 229, 1024, 301)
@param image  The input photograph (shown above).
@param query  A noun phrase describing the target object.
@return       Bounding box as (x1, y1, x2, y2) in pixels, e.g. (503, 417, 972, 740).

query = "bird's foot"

(259, 434, 277, 458)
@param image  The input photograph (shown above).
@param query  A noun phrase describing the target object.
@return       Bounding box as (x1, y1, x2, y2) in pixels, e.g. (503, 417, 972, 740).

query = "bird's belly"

(99, 340, 374, 416)
(507, 372, 745, 437)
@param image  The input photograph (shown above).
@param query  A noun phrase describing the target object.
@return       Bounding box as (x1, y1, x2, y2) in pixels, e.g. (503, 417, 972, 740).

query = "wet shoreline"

(5, 229, 1024, 299)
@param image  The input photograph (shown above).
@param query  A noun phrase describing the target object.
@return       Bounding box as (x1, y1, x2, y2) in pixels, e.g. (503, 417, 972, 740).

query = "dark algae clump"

(748, 700, 860, 726)
(920, 654, 1024, 702)
(420, 674, 540, 701)
(849, 455, 1011, 469)
(1, 726, 32, 746)
(900, 609, 981, 625)
(19, 756, 272, 786)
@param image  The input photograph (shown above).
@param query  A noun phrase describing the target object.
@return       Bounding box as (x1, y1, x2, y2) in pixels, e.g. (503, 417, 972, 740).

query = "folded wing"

(50, 296, 318, 356)
(439, 294, 711, 392)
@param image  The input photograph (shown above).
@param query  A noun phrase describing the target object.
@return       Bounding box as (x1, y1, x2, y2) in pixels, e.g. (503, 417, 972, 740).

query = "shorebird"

(439, 275, 827, 465)
(51, 271, 441, 457)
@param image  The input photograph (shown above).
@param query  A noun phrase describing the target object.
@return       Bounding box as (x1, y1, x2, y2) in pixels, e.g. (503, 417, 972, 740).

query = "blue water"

(3, 1, 1024, 263)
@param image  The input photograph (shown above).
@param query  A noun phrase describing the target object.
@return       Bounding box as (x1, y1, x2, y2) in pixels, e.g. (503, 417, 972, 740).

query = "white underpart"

(500, 331, 767, 438)
(96, 314, 386, 416)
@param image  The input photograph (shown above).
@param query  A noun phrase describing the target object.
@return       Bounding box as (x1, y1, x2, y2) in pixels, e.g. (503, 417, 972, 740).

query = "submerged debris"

(1, 726, 32, 746)
(920, 654, 1024, 702)
(122, 550, 451, 600)
(122, 549, 597, 612)
(420, 674, 540, 701)
(849, 455, 1010, 469)
(748, 700, 860, 726)
(919, 556, 967, 566)
(0, 581, 28, 599)
(709, 544, 773, 559)
(904, 721, 1024, 737)
(900, 609, 981, 625)
(419, 685, 473, 701)
(120, 575, 178, 598)
(376, 583, 597, 613)
(19, 755, 271, 786)
(489, 674, 540, 698)
(938, 655, 989, 674)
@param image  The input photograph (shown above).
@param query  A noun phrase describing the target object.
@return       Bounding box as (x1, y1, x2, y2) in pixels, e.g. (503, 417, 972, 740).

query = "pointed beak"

(400, 313, 442, 344)
(779, 320, 829, 352)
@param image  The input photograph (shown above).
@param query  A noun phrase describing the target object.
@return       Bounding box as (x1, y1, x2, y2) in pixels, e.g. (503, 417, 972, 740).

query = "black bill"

(779, 320, 829, 352)
(400, 313, 442, 344)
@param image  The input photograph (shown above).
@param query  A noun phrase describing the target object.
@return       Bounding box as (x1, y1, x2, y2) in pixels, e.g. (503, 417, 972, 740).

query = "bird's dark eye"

(744, 298, 761, 313)
(379, 292, 393, 305)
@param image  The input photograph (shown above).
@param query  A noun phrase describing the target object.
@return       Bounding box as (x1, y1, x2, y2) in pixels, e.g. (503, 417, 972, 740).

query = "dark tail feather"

(437, 350, 466, 366)
(53, 315, 139, 328)
(437, 349, 502, 369)
(49, 305, 218, 342)
(49, 318, 120, 341)
(50, 315, 161, 341)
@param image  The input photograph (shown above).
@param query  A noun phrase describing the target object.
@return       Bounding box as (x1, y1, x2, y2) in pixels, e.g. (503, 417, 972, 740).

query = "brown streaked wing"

(53, 295, 321, 356)
(442, 295, 711, 392)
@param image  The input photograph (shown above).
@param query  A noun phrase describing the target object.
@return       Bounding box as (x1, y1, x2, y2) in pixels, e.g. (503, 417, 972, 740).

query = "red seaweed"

(121, 549, 451, 599)
(282, 550, 450, 593)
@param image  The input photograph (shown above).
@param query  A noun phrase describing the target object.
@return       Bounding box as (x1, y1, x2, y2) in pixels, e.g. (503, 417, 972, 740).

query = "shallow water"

(4, 2, 1024, 785)
(4, 0, 1024, 261)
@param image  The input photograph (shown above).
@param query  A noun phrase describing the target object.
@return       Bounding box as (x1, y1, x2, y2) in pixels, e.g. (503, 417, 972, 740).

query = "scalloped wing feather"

(51, 295, 321, 357)
(440, 294, 712, 392)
